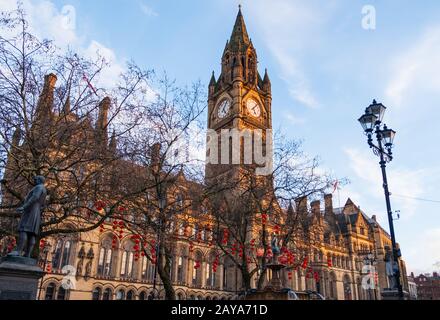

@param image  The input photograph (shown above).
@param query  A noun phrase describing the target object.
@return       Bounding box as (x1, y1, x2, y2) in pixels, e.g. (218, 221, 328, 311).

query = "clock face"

(246, 98, 261, 118)
(217, 99, 231, 119)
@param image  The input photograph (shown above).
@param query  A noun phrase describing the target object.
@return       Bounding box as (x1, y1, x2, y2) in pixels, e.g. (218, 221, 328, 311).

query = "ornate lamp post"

(358, 100, 403, 299)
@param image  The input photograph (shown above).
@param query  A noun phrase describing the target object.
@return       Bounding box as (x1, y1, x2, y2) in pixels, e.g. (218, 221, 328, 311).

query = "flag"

(82, 73, 98, 96)
(332, 180, 339, 194)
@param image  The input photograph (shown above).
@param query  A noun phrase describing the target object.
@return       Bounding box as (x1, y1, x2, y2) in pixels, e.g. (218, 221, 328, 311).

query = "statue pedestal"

(0, 255, 45, 300)
(381, 289, 410, 300)
(246, 263, 291, 300)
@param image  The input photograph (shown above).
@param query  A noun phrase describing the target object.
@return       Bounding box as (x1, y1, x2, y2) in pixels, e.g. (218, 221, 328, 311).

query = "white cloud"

(344, 147, 427, 220)
(139, 3, 158, 17)
(247, 0, 330, 109)
(406, 228, 440, 274)
(84, 40, 125, 90)
(386, 26, 440, 106)
(0, 0, 126, 91)
(285, 112, 306, 125)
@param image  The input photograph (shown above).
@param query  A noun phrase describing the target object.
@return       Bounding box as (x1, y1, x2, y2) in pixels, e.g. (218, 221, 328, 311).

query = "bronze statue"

(271, 233, 281, 264)
(385, 249, 398, 289)
(9, 176, 47, 258)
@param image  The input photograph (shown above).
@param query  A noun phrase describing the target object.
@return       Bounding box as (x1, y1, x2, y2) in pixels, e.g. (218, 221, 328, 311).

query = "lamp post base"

(381, 289, 409, 300)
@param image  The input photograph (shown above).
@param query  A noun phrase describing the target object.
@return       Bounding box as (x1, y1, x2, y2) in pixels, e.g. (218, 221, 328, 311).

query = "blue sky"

(1, 0, 440, 274)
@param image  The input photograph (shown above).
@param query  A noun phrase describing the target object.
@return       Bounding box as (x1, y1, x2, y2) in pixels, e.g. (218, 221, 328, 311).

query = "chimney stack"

(35, 73, 57, 121)
(324, 194, 333, 216)
(95, 97, 111, 146)
(311, 200, 320, 216)
(150, 143, 162, 173)
(295, 196, 308, 215)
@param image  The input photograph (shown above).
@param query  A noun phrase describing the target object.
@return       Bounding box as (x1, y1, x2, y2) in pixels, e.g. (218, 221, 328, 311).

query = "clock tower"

(205, 6, 272, 183)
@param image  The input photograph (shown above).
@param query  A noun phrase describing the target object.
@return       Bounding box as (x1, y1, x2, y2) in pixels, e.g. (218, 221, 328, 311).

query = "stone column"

(172, 256, 179, 284)
(187, 259, 193, 286)
(219, 264, 224, 290)
(336, 280, 345, 300)
(201, 261, 207, 288)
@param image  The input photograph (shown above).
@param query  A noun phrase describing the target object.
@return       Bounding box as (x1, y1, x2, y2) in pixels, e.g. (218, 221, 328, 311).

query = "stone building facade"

(414, 272, 440, 300)
(0, 7, 409, 300)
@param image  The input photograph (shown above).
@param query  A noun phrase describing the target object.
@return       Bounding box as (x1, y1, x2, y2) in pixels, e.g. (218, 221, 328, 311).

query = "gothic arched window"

(116, 289, 125, 300)
(44, 282, 57, 300)
(120, 247, 134, 279)
(343, 275, 352, 300)
(192, 252, 203, 287)
(139, 291, 147, 300)
(206, 254, 217, 288)
(92, 287, 101, 300)
(57, 287, 68, 300)
(126, 290, 135, 300)
(329, 273, 337, 300)
(177, 256, 184, 283)
(142, 256, 155, 281)
(102, 288, 112, 300)
(52, 239, 73, 271)
(97, 235, 115, 277)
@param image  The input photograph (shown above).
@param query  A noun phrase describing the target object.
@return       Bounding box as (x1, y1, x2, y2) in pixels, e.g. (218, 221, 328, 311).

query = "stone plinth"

(0, 255, 45, 300)
(381, 289, 410, 300)
(264, 263, 285, 291)
(246, 289, 291, 300)
(245, 262, 291, 300)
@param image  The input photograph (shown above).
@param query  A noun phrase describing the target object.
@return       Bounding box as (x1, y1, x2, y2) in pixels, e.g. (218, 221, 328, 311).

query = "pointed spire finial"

(229, 4, 250, 51)
(209, 71, 216, 87)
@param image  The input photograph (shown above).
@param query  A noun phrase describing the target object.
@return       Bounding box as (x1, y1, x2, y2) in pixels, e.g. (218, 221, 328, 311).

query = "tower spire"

(229, 5, 250, 52)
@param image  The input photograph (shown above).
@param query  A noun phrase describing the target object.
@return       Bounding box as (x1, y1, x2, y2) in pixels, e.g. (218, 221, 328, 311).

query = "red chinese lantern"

(256, 248, 265, 258)
(301, 257, 309, 269)
(314, 272, 320, 282)
(327, 258, 333, 268)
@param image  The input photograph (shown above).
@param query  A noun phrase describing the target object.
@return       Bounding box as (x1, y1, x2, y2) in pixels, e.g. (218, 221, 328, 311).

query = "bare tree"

(0, 6, 151, 253)
(100, 75, 207, 300)
(206, 134, 336, 293)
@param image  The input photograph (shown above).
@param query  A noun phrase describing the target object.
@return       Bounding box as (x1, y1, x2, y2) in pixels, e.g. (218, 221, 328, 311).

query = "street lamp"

(358, 100, 404, 299)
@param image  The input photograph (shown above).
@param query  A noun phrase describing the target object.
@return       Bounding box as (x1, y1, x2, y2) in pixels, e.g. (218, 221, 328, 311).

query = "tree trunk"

(240, 266, 252, 292)
(257, 268, 267, 290)
(156, 244, 176, 300)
